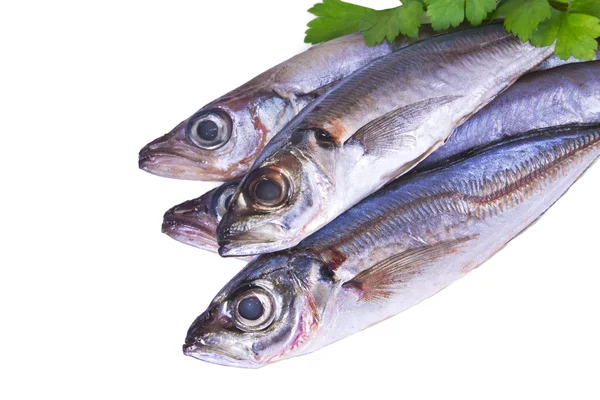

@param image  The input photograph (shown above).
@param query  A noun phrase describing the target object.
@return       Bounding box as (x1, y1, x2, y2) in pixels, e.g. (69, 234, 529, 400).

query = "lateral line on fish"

(311, 129, 600, 259)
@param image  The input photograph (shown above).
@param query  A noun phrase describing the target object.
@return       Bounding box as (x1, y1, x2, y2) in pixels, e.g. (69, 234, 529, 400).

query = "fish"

(165, 61, 600, 253)
(138, 26, 597, 182)
(217, 25, 555, 256)
(138, 31, 430, 181)
(183, 124, 600, 368)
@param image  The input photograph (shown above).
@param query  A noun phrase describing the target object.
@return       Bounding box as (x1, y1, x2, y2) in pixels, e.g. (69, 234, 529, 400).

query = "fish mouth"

(217, 222, 288, 257)
(182, 342, 261, 369)
(162, 201, 219, 252)
(138, 150, 219, 181)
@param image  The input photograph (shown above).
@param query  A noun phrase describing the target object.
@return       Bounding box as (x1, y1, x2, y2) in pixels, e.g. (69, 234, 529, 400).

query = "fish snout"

(185, 310, 233, 345)
(161, 199, 220, 252)
(139, 121, 185, 164)
(183, 311, 259, 367)
(163, 199, 205, 220)
(139, 121, 227, 180)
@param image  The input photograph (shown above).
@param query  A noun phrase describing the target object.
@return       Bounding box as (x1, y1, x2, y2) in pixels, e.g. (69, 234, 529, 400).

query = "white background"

(1, 0, 599, 399)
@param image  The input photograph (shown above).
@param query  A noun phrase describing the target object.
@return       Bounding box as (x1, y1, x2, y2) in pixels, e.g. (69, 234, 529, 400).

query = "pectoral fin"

(342, 236, 475, 302)
(347, 95, 461, 155)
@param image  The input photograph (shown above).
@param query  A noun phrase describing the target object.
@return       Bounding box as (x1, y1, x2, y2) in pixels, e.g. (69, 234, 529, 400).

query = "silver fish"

(217, 25, 554, 256)
(184, 124, 600, 368)
(138, 32, 429, 181)
(138, 28, 597, 182)
(166, 61, 600, 253)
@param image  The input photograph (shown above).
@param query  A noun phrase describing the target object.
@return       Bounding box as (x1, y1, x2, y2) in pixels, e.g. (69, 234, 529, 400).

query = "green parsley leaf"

(305, 0, 373, 44)
(466, 0, 497, 26)
(569, 0, 600, 19)
(555, 12, 600, 60)
(306, 0, 599, 60)
(530, 8, 562, 47)
(427, 0, 465, 30)
(360, 1, 425, 46)
(497, 0, 553, 41)
(532, 1, 600, 60)
(427, 0, 496, 30)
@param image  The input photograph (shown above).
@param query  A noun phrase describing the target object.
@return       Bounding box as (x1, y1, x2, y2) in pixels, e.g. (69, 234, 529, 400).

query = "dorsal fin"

(346, 95, 461, 153)
(342, 236, 475, 302)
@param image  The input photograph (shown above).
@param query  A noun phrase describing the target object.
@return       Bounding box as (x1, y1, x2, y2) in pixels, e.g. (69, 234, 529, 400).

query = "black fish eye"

(187, 110, 232, 150)
(314, 128, 335, 147)
(233, 288, 276, 331)
(255, 179, 282, 202)
(237, 296, 264, 320)
(196, 120, 219, 141)
(246, 168, 291, 209)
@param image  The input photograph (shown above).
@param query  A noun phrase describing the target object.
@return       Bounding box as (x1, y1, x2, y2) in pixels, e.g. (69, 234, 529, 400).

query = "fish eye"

(314, 128, 335, 147)
(238, 297, 263, 320)
(233, 288, 276, 331)
(256, 179, 281, 202)
(246, 168, 291, 210)
(214, 184, 237, 221)
(187, 110, 232, 150)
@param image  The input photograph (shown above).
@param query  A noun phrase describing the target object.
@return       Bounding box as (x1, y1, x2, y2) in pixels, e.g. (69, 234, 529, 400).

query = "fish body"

(166, 61, 600, 253)
(420, 61, 600, 168)
(184, 124, 600, 368)
(139, 27, 596, 182)
(218, 25, 555, 256)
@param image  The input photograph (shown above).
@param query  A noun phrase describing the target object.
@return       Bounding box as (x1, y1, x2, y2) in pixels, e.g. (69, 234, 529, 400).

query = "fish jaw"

(183, 343, 262, 369)
(182, 309, 263, 368)
(217, 217, 289, 257)
(162, 198, 220, 253)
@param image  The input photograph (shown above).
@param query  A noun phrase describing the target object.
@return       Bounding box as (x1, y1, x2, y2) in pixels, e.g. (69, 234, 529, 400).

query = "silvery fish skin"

(217, 25, 555, 256)
(183, 124, 600, 368)
(138, 32, 426, 181)
(162, 62, 600, 253)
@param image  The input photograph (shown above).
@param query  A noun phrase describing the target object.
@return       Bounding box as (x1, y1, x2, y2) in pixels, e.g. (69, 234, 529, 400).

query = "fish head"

(139, 94, 294, 181)
(162, 180, 241, 252)
(183, 253, 322, 368)
(217, 130, 336, 256)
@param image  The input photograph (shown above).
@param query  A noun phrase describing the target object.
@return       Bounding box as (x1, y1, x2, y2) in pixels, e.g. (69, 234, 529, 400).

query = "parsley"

(360, 1, 425, 45)
(305, 0, 373, 44)
(428, 0, 496, 29)
(305, 0, 600, 61)
(531, 3, 600, 59)
(497, 0, 553, 41)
